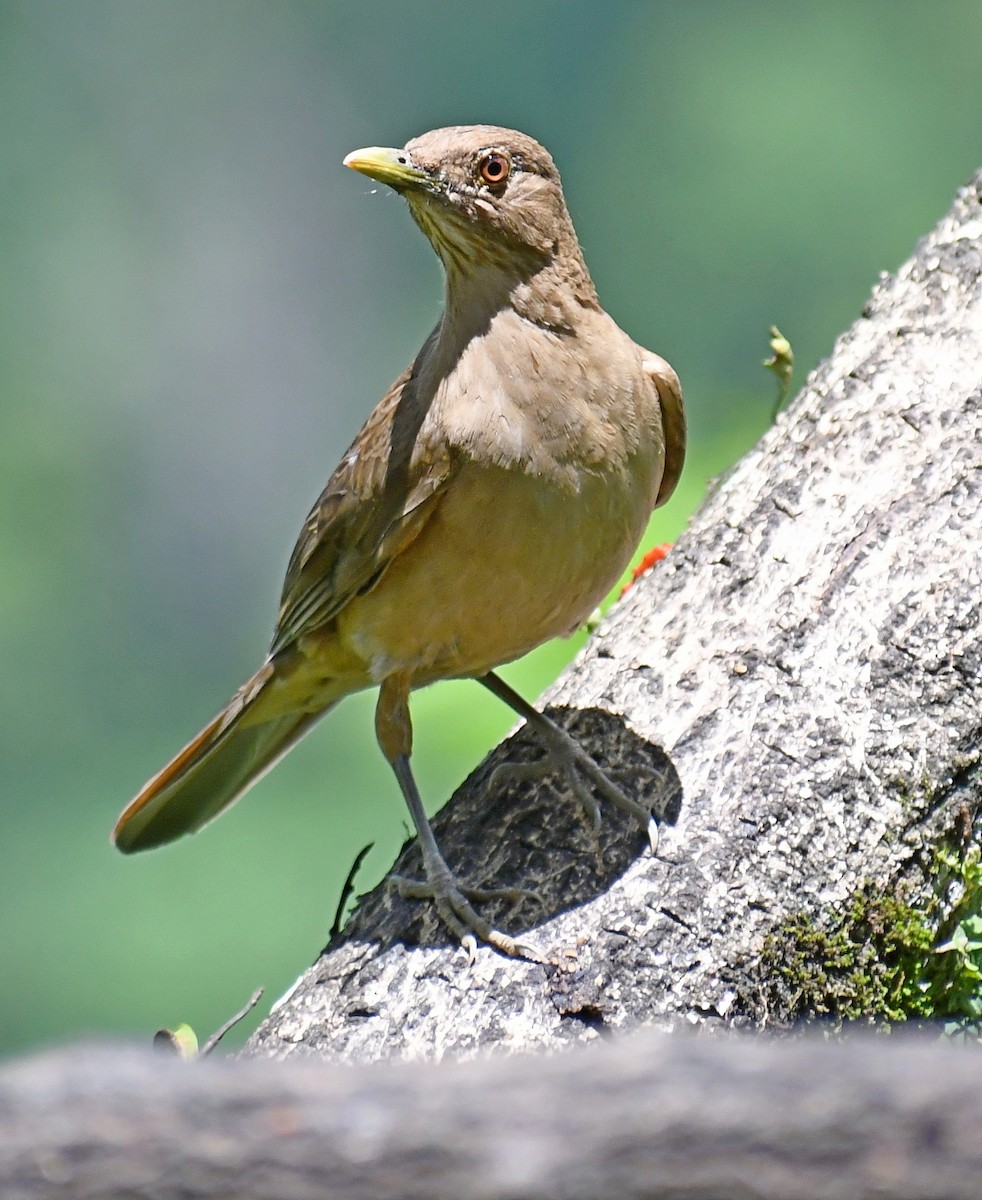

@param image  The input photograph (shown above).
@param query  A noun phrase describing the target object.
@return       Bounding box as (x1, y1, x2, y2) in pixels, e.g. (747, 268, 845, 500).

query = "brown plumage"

(113, 125, 685, 957)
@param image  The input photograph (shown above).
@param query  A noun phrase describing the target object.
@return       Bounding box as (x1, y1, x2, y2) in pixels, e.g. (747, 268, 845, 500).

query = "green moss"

(756, 842, 982, 1034)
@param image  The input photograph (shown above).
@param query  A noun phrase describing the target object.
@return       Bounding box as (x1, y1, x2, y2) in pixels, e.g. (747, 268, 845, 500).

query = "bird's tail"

(112, 661, 344, 853)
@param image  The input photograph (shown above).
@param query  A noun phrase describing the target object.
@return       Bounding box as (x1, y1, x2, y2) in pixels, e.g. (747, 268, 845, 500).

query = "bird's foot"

(390, 870, 544, 963)
(489, 719, 659, 853)
(386, 749, 543, 961)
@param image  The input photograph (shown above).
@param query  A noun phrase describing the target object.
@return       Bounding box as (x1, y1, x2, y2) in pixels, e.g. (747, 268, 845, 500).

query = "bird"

(112, 124, 686, 958)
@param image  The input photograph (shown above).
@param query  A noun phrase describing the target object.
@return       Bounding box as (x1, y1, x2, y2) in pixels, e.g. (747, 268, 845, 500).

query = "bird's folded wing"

(270, 365, 454, 656)
(643, 351, 687, 507)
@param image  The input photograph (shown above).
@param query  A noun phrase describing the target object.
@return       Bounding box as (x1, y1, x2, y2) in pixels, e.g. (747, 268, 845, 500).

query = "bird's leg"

(375, 674, 539, 960)
(480, 671, 659, 852)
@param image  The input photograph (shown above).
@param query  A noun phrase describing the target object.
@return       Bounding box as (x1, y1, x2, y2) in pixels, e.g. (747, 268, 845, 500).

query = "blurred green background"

(2, 0, 980, 1057)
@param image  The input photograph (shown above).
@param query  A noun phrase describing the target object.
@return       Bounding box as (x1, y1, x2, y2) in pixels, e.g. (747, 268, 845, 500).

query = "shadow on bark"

(336, 706, 682, 951)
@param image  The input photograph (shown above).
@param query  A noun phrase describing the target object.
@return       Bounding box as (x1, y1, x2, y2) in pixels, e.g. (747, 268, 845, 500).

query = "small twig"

(328, 843, 374, 943)
(199, 988, 265, 1058)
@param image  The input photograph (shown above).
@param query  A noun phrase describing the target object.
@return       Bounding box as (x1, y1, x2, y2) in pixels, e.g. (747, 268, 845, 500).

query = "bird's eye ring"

(479, 152, 511, 188)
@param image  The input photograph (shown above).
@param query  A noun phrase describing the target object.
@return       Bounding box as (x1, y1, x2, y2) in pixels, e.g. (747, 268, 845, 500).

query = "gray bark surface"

(3, 1034, 982, 1200)
(248, 172, 982, 1063)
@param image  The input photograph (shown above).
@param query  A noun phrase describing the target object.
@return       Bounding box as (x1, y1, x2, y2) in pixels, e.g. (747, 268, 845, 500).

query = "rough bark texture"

(4, 1033, 982, 1200)
(246, 172, 982, 1064)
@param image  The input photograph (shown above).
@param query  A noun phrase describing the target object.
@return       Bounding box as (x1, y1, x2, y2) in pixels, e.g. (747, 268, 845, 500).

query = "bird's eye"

(479, 152, 511, 187)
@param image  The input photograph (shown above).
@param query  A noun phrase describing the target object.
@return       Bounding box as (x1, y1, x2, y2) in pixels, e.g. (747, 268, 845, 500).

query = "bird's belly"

(334, 454, 657, 685)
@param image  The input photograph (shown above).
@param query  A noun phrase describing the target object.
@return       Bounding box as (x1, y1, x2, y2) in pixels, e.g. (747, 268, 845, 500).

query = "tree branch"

(4, 170, 982, 1200)
(3, 1034, 982, 1200)
(249, 169, 982, 1063)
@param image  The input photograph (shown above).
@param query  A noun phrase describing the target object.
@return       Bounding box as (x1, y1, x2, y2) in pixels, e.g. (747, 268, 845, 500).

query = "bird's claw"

(490, 723, 657, 843)
(490, 754, 600, 829)
(390, 872, 544, 962)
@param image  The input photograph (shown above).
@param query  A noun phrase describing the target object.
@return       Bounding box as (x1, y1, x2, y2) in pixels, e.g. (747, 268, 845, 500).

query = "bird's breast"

(334, 444, 661, 686)
(329, 308, 669, 685)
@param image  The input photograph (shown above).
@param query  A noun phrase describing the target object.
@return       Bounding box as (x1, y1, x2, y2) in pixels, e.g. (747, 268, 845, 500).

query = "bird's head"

(344, 125, 589, 292)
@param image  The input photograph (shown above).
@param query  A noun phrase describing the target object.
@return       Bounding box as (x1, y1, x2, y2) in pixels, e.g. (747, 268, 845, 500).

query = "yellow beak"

(343, 146, 432, 193)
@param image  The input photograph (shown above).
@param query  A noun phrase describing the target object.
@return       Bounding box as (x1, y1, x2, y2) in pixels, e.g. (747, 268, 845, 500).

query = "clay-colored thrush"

(113, 125, 686, 956)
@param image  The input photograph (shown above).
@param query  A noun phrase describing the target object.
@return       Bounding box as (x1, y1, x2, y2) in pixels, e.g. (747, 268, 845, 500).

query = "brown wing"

(643, 351, 686, 507)
(270, 358, 454, 656)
